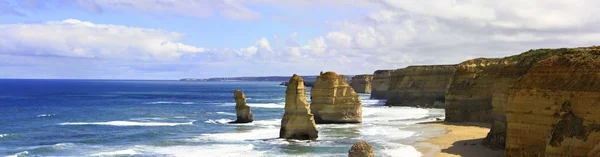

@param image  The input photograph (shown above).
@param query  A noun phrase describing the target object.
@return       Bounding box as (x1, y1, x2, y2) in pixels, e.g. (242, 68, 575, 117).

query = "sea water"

(0, 79, 445, 157)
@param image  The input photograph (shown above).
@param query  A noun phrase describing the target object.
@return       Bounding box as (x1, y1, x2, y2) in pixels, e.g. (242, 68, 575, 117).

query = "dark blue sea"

(0, 79, 445, 157)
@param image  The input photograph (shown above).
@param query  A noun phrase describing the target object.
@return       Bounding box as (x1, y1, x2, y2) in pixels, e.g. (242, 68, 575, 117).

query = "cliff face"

(484, 48, 572, 149)
(280, 74, 319, 140)
(231, 89, 253, 123)
(350, 75, 373, 94)
(310, 71, 362, 124)
(385, 65, 457, 108)
(505, 48, 600, 156)
(370, 70, 393, 99)
(445, 59, 503, 123)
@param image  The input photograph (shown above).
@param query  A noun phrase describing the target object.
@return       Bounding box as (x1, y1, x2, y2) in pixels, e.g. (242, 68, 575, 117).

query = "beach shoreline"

(413, 121, 503, 157)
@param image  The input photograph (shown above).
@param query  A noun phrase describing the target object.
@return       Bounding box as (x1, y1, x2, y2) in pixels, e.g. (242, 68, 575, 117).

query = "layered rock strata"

(231, 89, 253, 123)
(370, 70, 393, 99)
(348, 141, 375, 157)
(385, 65, 457, 108)
(350, 75, 373, 93)
(310, 71, 362, 124)
(445, 59, 502, 122)
(505, 47, 600, 156)
(484, 48, 572, 149)
(279, 74, 319, 140)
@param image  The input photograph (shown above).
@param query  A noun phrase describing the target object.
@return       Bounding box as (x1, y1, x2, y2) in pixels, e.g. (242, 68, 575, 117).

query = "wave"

(134, 144, 265, 157)
(6, 151, 28, 157)
(218, 103, 284, 108)
(36, 114, 55, 117)
(0, 134, 13, 138)
(91, 149, 139, 156)
(216, 112, 236, 116)
(192, 128, 278, 142)
(145, 101, 195, 105)
(247, 103, 284, 108)
(59, 120, 196, 126)
(204, 119, 233, 124)
(379, 142, 422, 157)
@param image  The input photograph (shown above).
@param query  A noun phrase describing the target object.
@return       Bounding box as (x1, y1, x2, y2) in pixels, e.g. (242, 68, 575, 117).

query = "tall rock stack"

(350, 75, 373, 93)
(279, 74, 319, 140)
(370, 70, 393, 99)
(348, 141, 375, 157)
(310, 71, 362, 124)
(505, 47, 600, 156)
(231, 89, 253, 123)
(386, 65, 457, 108)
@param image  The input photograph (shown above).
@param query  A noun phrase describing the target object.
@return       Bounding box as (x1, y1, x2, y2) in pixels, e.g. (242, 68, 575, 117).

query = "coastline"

(414, 121, 503, 157)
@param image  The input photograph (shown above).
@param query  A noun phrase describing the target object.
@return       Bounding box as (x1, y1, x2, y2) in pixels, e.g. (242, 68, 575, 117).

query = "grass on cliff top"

(505, 46, 600, 62)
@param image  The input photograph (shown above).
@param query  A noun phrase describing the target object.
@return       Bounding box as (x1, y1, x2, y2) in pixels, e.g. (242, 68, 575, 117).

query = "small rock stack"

(230, 89, 253, 123)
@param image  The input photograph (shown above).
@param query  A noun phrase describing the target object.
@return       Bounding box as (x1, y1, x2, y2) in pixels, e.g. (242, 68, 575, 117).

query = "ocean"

(0, 79, 445, 157)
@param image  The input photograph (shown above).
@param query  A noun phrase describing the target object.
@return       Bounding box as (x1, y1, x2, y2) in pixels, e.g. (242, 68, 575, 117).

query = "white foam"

(379, 142, 422, 157)
(0, 134, 12, 138)
(145, 101, 195, 105)
(216, 112, 236, 116)
(91, 149, 139, 156)
(138, 144, 265, 157)
(59, 120, 196, 126)
(360, 126, 415, 139)
(362, 107, 429, 123)
(204, 119, 233, 124)
(247, 103, 284, 108)
(193, 127, 278, 142)
(36, 114, 55, 117)
(6, 151, 28, 157)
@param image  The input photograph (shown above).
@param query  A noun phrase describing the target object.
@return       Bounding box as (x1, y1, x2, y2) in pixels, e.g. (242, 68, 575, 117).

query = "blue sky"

(1, 0, 599, 79)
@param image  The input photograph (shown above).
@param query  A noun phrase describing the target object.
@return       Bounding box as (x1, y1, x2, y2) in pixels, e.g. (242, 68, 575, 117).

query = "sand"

(416, 121, 503, 157)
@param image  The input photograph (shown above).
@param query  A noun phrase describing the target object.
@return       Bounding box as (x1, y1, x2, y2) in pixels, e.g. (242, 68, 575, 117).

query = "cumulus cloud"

(0, 19, 206, 60)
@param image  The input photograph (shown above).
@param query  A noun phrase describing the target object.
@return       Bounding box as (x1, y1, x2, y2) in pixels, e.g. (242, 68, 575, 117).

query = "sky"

(0, 0, 599, 79)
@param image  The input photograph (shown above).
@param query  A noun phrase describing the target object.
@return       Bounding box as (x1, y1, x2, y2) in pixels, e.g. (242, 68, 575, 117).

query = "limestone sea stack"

(505, 47, 600, 156)
(310, 71, 362, 124)
(279, 74, 318, 140)
(350, 75, 373, 93)
(370, 70, 393, 99)
(348, 141, 374, 157)
(231, 89, 253, 123)
(386, 65, 457, 108)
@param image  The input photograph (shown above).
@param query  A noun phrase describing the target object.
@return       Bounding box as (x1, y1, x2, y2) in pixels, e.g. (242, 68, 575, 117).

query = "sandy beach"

(416, 121, 503, 157)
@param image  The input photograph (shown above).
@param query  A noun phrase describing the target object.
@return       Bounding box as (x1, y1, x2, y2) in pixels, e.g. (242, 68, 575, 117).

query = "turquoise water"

(0, 80, 445, 157)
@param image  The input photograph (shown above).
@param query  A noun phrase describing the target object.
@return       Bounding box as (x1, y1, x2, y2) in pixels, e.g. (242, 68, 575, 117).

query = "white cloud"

(0, 19, 206, 61)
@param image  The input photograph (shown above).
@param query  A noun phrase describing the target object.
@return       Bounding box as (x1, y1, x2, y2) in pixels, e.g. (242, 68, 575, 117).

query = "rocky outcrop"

(445, 59, 503, 123)
(279, 74, 319, 140)
(310, 71, 362, 124)
(348, 141, 374, 157)
(385, 65, 457, 108)
(370, 70, 393, 99)
(505, 47, 600, 156)
(230, 89, 253, 123)
(350, 75, 373, 93)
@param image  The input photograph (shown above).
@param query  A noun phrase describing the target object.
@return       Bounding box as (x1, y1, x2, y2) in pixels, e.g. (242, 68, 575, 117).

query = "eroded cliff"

(385, 65, 457, 108)
(505, 47, 600, 156)
(310, 71, 362, 124)
(370, 70, 393, 99)
(350, 75, 373, 94)
(445, 59, 503, 123)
